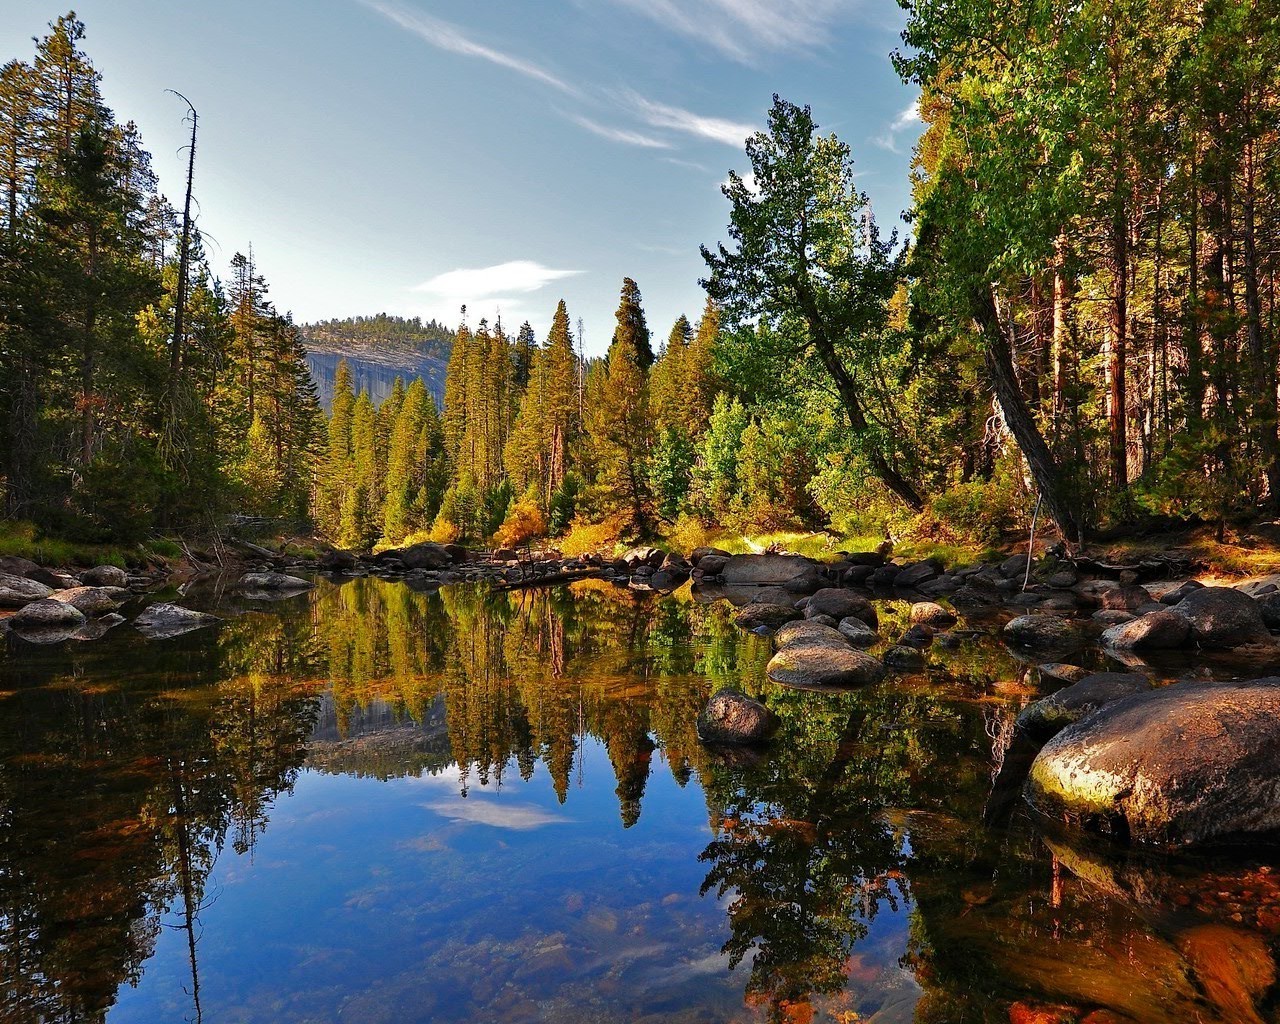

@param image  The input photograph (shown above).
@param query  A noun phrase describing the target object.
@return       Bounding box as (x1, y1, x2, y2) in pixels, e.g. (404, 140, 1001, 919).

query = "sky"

(0, 1, 923, 356)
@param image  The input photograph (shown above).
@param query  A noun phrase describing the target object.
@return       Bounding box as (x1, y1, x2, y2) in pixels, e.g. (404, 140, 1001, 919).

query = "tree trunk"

(975, 285, 1082, 544)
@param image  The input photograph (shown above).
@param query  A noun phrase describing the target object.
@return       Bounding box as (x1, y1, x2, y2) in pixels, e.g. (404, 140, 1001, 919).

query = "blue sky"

(0, 2, 922, 355)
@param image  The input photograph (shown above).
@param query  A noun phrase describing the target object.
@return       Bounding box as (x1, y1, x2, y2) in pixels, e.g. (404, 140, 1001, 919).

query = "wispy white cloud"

(872, 99, 922, 153)
(570, 114, 672, 149)
(359, 0, 579, 96)
(415, 260, 582, 299)
(626, 93, 757, 148)
(421, 799, 569, 830)
(606, 0, 853, 61)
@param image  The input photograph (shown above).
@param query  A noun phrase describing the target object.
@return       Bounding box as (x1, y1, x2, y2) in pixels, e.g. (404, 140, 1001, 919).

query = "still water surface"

(3, 577, 1278, 1023)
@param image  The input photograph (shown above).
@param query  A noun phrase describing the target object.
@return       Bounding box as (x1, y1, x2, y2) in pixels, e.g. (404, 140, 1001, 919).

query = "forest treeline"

(5, 4, 1280, 553)
(0, 14, 320, 542)
(309, 0, 1280, 555)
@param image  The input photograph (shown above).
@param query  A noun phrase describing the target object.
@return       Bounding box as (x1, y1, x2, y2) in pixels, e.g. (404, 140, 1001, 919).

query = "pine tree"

(383, 377, 430, 543)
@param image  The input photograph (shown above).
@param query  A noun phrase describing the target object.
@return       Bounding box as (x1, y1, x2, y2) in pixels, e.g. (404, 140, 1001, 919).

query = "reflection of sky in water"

(108, 738, 915, 1024)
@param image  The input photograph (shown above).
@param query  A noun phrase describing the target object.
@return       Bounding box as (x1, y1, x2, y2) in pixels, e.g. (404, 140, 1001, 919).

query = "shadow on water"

(0, 576, 1277, 1023)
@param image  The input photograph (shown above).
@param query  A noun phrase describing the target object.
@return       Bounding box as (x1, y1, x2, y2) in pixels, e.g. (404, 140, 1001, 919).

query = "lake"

(2, 576, 1275, 1023)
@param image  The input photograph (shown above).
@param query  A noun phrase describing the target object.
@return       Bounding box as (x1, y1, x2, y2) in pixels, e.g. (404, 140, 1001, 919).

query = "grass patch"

(0, 521, 132, 568)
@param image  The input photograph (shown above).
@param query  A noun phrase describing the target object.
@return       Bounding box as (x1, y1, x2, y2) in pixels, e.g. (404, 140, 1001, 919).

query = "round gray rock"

(837, 617, 878, 648)
(0, 573, 52, 608)
(910, 601, 956, 627)
(10, 598, 86, 630)
(734, 603, 802, 633)
(80, 564, 129, 588)
(804, 588, 877, 626)
(1003, 614, 1082, 650)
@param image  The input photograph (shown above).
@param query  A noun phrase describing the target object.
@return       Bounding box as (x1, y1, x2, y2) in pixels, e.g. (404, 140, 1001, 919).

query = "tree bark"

(974, 285, 1082, 544)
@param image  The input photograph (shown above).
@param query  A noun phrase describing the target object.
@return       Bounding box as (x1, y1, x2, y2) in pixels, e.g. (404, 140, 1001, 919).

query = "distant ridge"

(302, 313, 452, 411)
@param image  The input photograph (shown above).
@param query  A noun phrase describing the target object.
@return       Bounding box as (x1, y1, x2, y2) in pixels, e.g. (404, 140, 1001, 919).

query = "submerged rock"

(72, 612, 126, 641)
(1027, 678, 1280, 847)
(696, 689, 778, 745)
(766, 645, 885, 688)
(883, 645, 926, 671)
(134, 603, 222, 639)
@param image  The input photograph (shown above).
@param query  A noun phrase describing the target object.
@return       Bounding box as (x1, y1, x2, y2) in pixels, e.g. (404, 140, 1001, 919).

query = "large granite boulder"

(1101, 609, 1191, 650)
(0, 556, 64, 588)
(1026, 678, 1280, 846)
(1173, 587, 1272, 648)
(0, 573, 52, 608)
(766, 645, 885, 688)
(697, 689, 778, 745)
(773, 620, 850, 651)
(722, 553, 814, 585)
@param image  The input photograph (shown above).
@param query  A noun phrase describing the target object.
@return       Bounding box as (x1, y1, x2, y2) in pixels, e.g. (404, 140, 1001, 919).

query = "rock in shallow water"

(1003, 614, 1082, 650)
(734, 602, 802, 633)
(766, 645, 885, 688)
(696, 689, 778, 745)
(134, 603, 222, 639)
(238, 572, 313, 592)
(1101, 608, 1191, 649)
(0, 572, 51, 608)
(1026, 678, 1280, 847)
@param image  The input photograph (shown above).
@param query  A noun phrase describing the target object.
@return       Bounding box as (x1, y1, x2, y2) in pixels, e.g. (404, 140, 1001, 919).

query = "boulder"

(869, 564, 903, 587)
(697, 689, 778, 745)
(10, 598, 86, 631)
(1102, 609, 1191, 650)
(837, 617, 878, 648)
(733, 603, 802, 633)
(1026, 678, 1280, 847)
(896, 558, 943, 588)
(804, 588, 877, 627)
(397, 542, 454, 571)
(722, 553, 814, 585)
(649, 569, 684, 591)
(883, 645, 926, 671)
(1003, 614, 1082, 650)
(1047, 570, 1078, 589)
(899, 623, 934, 647)
(49, 586, 128, 616)
(318, 549, 358, 571)
(1092, 609, 1134, 625)
(1154, 579, 1204, 605)
(766, 645, 885, 688)
(840, 564, 877, 586)
(1015, 672, 1151, 743)
(781, 571, 827, 595)
(1000, 554, 1032, 578)
(238, 572, 314, 591)
(1256, 591, 1280, 630)
(841, 550, 887, 567)
(134, 603, 222, 640)
(0, 573, 52, 608)
(1173, 587, 1272, 648)
(774, 620, 850, 650)
(696, 554, 730, 576)
(0, 556, 63, 588)
(807, 613, 839, 629)
(910, 601, 956, 627)
(80, 564, 128, 588)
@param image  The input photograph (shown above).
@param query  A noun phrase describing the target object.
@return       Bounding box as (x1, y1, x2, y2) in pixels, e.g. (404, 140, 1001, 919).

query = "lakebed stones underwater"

(708, 549, 1280, 854)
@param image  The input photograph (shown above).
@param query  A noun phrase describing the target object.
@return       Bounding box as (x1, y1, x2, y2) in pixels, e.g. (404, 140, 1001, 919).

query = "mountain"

(302, 314, 452, 411)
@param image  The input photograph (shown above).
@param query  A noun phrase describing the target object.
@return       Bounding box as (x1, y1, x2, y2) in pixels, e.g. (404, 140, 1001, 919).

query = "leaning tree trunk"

(974, 285, 1082, 545)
